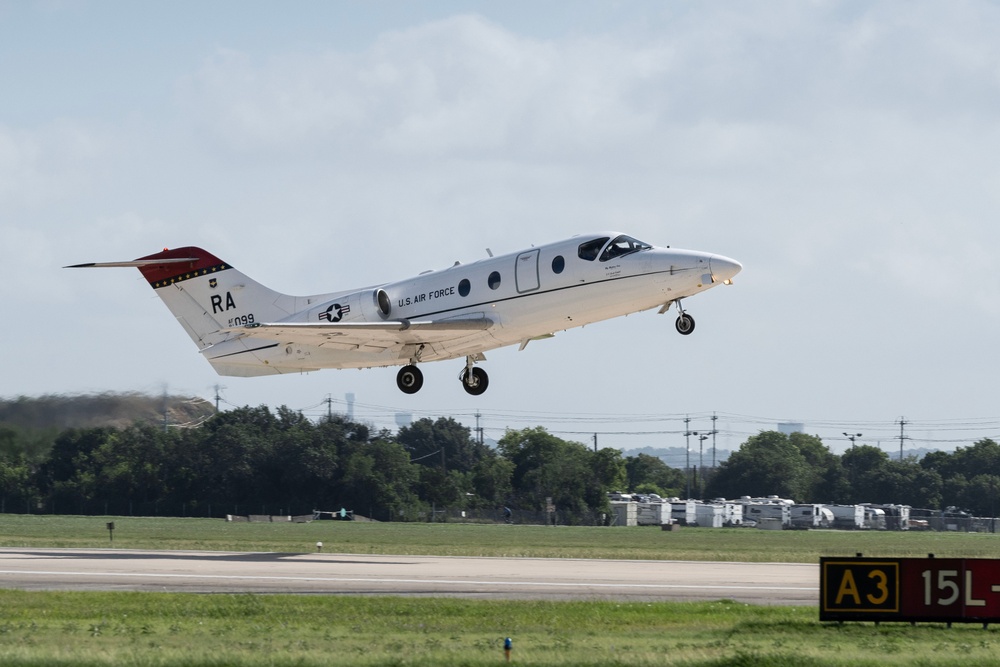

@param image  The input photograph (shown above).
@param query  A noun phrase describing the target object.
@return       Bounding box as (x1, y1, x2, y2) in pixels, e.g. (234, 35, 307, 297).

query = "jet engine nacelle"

(358, 287, 392, 321)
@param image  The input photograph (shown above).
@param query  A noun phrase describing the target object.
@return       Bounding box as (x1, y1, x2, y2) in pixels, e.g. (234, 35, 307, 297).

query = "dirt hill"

(0, 392, 216, 430)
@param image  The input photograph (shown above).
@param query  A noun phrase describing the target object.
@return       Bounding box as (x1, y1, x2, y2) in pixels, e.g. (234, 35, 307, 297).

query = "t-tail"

(67, 247, 333, 376)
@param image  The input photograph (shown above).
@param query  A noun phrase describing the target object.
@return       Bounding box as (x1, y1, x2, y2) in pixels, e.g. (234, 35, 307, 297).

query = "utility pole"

(475, 411, 484, 446)
(698, 434, 709, 497)
(710, 412, 719, 469)
(213, 384, 225, 412)
(326, 394, 333, 421)
(684, 416, 698, 499)
(593, 433, 598, 452)
(898, 417, 908, 460)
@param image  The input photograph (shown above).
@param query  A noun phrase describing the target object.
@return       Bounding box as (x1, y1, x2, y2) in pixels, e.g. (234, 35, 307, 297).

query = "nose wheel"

(675, 313, 695, 335)
(396, 365, 423, 394)
(661, 298, 697, 336)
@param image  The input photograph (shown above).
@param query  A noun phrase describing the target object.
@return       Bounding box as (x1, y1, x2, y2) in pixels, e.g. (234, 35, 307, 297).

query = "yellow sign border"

(821, 560, 900, 613)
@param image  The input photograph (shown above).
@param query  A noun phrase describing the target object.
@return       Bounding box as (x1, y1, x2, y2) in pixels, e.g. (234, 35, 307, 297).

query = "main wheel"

(675, 313, 695, 335)
(460, 367, 489, 396)
(396, 365, 423, 394)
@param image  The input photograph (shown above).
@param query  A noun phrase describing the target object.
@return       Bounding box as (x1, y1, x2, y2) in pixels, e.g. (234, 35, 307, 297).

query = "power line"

(219, 392, 1000, 451)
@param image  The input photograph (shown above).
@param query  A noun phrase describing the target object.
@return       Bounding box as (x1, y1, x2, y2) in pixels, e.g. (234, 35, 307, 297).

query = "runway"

(0, 548, 818, 604)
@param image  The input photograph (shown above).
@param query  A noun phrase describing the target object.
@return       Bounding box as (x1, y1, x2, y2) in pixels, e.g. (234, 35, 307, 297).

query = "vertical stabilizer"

(134, 247, 301, 350)
(68, 247, 301, 351)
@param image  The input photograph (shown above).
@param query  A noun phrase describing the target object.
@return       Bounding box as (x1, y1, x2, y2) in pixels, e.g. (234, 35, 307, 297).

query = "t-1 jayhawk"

(69, 233, 741, 395)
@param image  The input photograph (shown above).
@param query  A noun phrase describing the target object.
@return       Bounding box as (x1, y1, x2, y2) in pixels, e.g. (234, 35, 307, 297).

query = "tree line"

(704, 431, 1000, 516)
(2, 407, 999, 520)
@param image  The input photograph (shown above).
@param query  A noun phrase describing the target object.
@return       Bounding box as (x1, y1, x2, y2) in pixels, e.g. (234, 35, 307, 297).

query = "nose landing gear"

(661, 298, 696, 335)
(675, 312, 695, 335)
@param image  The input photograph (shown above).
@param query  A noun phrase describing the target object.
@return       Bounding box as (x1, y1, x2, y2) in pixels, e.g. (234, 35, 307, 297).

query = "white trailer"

(609, 501, 637, 527)
(670, 500, 697, 526)
(826, 504, 866, 529)
(743, 503, 791, 527)
(866, 504, 910, 530)
(636, 502, 669, 526)
(694, 504, 725, 528)
(790, 504, 834, 529)
(721, 502, 744, 526)
(864, 506, 887, 530)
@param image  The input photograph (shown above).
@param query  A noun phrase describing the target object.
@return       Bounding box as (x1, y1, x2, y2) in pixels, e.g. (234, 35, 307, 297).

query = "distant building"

(345, 393, 355, 421)
(395, 412, 412, 429)
(778, 422, 804, 435)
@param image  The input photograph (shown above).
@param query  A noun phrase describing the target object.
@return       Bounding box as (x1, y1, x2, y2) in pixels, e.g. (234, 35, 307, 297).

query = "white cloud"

(0, 121, 108, 208)
(176, 15, 664, 161)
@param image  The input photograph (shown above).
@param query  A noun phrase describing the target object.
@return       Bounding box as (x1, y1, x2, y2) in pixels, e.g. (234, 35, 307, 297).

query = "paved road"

(0, 548, 818, 604)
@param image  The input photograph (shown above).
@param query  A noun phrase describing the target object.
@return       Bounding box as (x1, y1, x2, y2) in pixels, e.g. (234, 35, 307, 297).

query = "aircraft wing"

(223, 317, 495, 348)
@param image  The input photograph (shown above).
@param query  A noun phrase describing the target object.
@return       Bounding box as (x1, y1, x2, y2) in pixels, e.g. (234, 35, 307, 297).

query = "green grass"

(2, 514, 1000, 562)
(3, 590, 1000, 666)
(4, 516, 1000, 665)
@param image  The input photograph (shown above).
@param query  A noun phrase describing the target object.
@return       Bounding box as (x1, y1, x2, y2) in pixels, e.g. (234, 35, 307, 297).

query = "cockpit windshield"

(577, 237, 610, 261)
(598, 235, 652, 262)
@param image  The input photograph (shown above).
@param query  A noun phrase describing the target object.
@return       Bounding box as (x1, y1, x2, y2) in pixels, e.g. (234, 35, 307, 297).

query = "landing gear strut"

(396, 365, 423, 394)
(672, 299, 696, 335)
(460, 356, 489, 396)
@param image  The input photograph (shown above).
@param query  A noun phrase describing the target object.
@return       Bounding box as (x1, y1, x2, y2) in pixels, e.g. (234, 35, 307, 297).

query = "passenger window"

(488, 271, 501, 290)
(551, 256, 565, 274)
(458, 278, 471, 297)
(577, 237, 609, 261)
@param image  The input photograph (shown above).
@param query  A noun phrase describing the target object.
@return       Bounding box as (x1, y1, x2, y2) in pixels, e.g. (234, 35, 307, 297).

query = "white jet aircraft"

(68, 233, 741, 395)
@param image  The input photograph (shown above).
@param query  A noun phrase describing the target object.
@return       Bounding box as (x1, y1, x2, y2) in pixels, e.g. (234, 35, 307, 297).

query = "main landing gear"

(394, 356, 490, 396)
(460, 366, 489, 396)
(396, 365, 423, 394)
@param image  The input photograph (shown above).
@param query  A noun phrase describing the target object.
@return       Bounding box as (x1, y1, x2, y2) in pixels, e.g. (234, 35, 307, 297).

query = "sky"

(2, 0, 999, 455)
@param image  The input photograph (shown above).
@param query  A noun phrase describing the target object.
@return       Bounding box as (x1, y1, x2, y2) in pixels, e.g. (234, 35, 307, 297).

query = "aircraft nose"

(711, 255, 742, 283)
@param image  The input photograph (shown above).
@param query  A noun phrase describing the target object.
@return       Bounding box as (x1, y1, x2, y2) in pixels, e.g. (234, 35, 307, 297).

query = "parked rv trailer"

(826, 504, 866, 529)
(609, 501, 637, 527)
(865, 503, 911, 530)
(790, 504, 834, 529)
(694, 503, 725, 528)
(636, 502, 669, 526)
(721, 502, 744, 526)
(863, 506, 887, 530)
(670, 500, 697, 526)
(742, 503, 791, 527)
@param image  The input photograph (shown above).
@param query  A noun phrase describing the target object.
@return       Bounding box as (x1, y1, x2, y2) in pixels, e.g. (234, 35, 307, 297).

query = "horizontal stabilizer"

(65, 258, 200, 269)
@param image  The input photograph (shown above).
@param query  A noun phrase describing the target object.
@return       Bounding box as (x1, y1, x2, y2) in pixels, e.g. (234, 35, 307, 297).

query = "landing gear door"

(515, 249, 540, 293)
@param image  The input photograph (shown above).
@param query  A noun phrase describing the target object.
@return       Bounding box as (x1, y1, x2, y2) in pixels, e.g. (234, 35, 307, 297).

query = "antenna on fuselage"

(486, 248, 493, 257)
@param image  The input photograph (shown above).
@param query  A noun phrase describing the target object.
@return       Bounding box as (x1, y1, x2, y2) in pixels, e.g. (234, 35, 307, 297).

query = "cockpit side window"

(599, 235, 651, 262)
(577, 237, 610, 261)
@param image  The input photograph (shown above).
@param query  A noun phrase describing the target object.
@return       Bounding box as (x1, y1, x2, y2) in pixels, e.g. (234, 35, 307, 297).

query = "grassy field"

(4, 515, 1000, 665)
(3, 590, 1000, 666)
(2, 514, 1000, 562)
